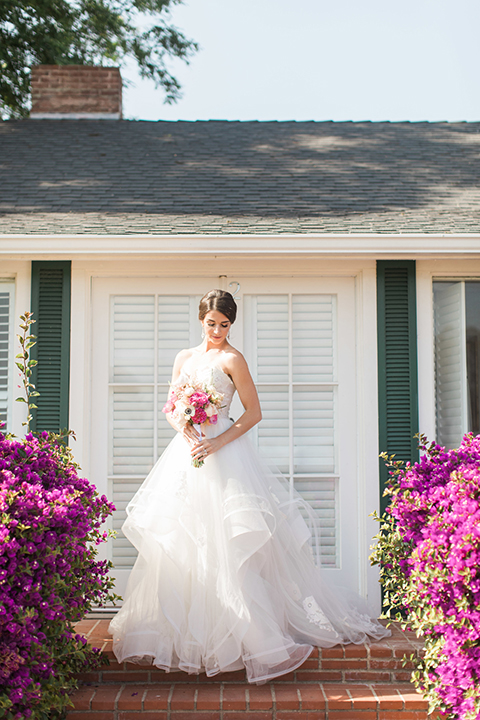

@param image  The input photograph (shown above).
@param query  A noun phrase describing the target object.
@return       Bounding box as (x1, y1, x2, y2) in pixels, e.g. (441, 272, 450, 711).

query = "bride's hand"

(181, 424, 202, 445)
(191, 436, 221, 462)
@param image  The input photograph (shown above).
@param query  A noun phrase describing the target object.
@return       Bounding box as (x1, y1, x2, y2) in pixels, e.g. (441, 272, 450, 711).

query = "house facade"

(1, 117, 480, 615)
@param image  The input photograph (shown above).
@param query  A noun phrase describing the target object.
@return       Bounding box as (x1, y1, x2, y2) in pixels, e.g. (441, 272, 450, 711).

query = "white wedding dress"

(109, 359, 389, 684)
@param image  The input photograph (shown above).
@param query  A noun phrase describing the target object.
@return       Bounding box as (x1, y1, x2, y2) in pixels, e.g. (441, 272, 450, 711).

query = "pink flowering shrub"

(0, 430, 117, 719)
(371, 434, 480, 720)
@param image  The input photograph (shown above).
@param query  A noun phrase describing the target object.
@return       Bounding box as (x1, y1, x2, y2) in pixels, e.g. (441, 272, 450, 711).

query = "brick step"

(75, 619, 423, 686)
(69, 618, 430, 719)
(67, 681, 430, 719)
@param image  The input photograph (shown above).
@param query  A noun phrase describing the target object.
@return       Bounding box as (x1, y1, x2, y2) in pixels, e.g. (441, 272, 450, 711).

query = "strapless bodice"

(178, 361, 236, 418)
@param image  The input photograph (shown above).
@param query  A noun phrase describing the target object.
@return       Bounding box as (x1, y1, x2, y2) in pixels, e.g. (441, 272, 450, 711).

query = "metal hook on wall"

(229, 281, 241, 297)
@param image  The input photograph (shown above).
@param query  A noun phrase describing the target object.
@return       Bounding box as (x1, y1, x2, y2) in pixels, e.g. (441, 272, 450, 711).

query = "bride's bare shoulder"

(223, 347, 249, 373)
(172, 348, 195, 377)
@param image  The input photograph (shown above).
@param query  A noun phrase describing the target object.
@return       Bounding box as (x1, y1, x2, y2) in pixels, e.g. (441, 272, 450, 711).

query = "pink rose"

(209, 415, 218, 425)
(190, 392, 209, 407)
(192, 408, 207, 424)
(162, 401, 175, 413)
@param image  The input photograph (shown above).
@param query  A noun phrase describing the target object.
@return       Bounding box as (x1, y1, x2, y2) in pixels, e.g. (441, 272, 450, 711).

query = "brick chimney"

(30, 65, 122, 119)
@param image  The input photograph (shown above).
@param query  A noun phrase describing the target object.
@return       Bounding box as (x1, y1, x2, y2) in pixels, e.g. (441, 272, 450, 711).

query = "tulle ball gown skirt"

(108, 417, 389, 684)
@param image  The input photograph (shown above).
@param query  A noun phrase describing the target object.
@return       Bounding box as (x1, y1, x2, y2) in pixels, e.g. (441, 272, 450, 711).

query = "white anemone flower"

(183, 405, 196, 418)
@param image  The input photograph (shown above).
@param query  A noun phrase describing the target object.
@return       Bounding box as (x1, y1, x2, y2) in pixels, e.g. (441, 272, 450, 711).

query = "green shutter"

(377, 260, 419, 512)
(30, 261, 71, 433)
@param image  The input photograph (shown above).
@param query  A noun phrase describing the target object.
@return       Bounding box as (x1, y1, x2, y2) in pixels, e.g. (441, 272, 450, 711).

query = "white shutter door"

(244, 293, 338, 566)
(434, 282, 467, 448)
(91, 276, 361, 598)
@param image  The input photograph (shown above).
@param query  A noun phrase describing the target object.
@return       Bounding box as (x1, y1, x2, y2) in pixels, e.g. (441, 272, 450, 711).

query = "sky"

(122, 0, 480, 123)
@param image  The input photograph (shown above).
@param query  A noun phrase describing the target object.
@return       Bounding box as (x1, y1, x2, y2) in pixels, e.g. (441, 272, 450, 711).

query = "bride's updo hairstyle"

(198, 289, 237, 324)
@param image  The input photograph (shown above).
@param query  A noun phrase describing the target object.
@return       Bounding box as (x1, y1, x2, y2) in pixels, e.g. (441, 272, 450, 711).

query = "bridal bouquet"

(162, 380, 224, 467)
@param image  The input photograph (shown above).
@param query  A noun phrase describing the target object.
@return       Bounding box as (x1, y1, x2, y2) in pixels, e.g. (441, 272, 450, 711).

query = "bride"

(108, 289, 389, 684)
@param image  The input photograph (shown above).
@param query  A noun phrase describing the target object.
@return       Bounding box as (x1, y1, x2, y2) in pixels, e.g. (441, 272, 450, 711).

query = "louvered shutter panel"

(0, 284, 13, 430)
(434, 282, 467, 448)
(111, 294, 201, 569)
(30, 262, 71, 432)
(157, 296, 199, 455)
(292, 295, 335, 476)
(377, 261, 419, 512)
(244, 293, 337, 566)
(244, 295, 290, 470)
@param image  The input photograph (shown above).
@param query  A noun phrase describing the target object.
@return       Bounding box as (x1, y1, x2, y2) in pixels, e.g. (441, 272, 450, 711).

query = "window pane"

(257, 385, 289, 472)
(293, 387, 335, 474)
(109, 387, 154, 476)
(433, 282, 467, 448)
(466, 282, 480, 436)
(433, 281, 480, 448)
(111, 296, 155, 383)
(292, 295, 335, 382)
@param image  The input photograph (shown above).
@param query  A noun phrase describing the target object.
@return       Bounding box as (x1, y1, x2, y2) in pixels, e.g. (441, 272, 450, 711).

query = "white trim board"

(1, 234, 480, 259)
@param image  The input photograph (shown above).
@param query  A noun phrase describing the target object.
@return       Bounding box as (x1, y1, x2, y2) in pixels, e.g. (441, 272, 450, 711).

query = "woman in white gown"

(109, 289, 389, 684)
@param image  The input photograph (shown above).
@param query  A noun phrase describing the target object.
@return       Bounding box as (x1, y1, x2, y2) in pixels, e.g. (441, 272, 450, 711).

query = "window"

(0, 281, 15, 432)
(433, 281, 480, 448)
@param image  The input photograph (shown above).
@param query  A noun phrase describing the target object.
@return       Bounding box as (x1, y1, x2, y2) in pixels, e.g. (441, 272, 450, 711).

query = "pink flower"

(162, 401, 175, 414)
(190, 392, 209, 407)
(209, 415, 218, 425)
(192, 409, 207, 424)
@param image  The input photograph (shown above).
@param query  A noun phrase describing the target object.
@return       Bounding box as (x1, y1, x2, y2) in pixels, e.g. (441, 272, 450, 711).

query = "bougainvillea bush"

(371, 434, 480, 720)
(0, 430, 116, 720)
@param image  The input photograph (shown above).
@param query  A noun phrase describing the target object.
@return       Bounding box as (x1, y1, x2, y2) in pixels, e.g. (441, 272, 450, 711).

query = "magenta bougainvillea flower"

(0, 430, 116, 719)
(371, 433, 480, 720)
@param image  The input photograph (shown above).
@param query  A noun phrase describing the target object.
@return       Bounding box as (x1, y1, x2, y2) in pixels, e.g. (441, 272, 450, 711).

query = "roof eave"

(0, 232, 480, 260)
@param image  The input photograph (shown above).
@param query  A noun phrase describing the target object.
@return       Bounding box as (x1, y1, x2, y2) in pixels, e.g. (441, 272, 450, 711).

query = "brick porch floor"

(67, 617, 432, 720)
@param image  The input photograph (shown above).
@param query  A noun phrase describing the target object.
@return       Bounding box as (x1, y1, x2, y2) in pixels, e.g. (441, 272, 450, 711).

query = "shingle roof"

(1, 119, 480, 234)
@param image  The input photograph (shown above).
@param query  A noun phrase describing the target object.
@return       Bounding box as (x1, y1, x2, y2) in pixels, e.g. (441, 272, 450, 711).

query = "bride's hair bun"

(199, 289, 237, 324)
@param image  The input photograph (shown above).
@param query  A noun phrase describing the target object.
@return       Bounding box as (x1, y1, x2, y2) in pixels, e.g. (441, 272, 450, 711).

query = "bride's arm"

(191, 353, 262, 459)
(164, 350, 202, 445)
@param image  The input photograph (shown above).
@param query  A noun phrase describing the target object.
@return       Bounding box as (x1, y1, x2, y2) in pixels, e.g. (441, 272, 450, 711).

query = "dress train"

(109, 363, 389, 684)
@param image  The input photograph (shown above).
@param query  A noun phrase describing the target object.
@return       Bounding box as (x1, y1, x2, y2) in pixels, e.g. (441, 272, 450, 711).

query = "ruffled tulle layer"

(109, 418, 389, 684)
